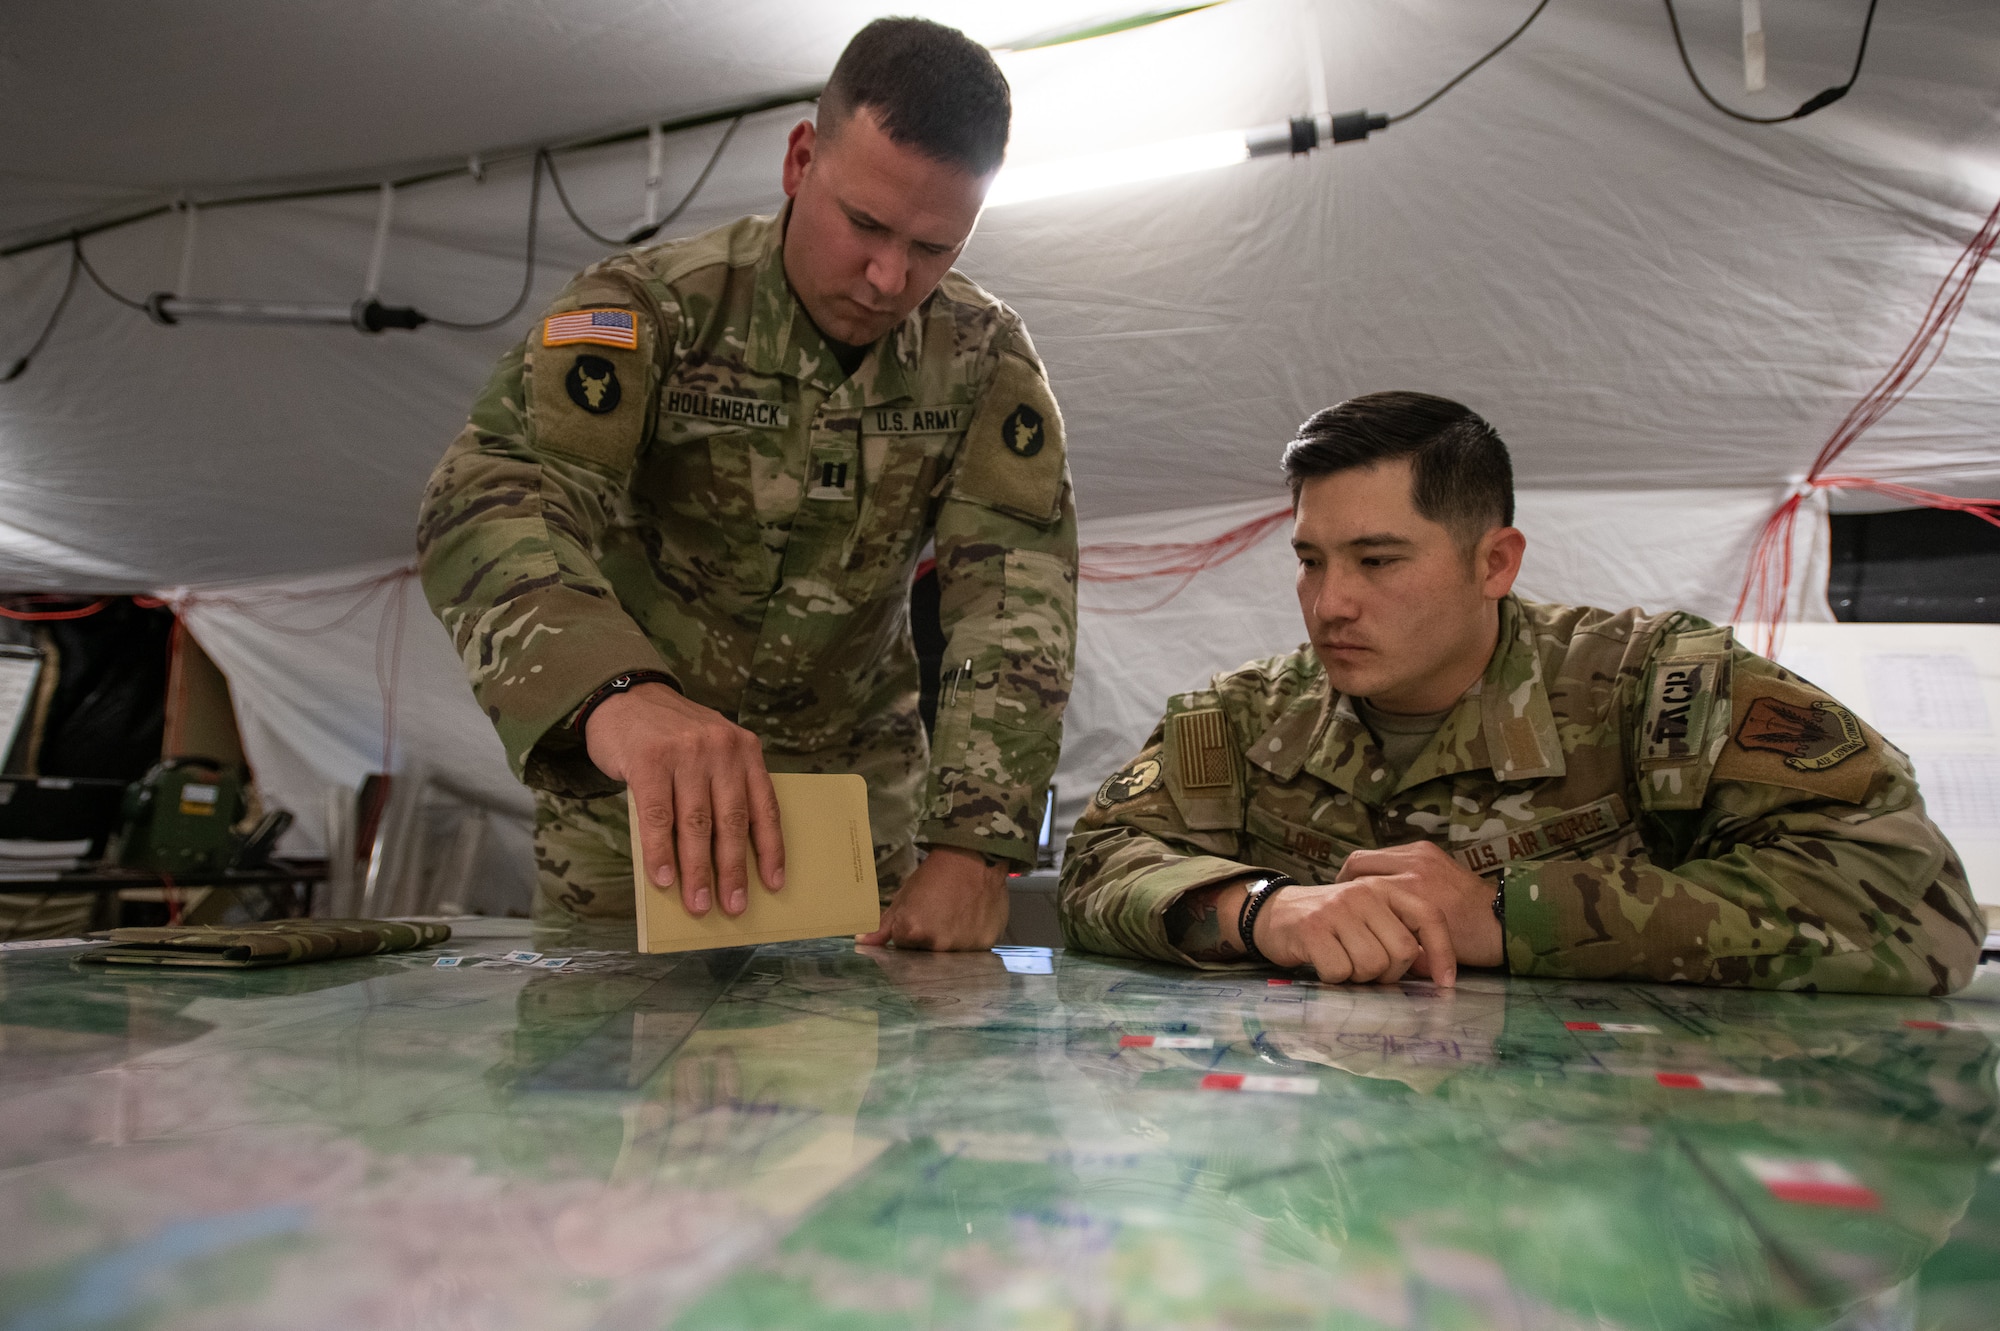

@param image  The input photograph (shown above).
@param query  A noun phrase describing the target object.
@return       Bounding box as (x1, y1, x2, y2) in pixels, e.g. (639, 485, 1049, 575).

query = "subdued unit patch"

(1095, 757, 1163, 809)
(954, 351, 1066, 525)
(1716, 674, 1878, 804)
(527, 335, 649, 474)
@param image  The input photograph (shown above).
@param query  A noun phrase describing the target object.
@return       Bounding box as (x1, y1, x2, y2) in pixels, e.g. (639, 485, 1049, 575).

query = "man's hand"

(1166, 842, 1503, 986)
(1332, 842, 1503, 968)
(856, 846, 1009, 951)
(584, 682, 784, 919)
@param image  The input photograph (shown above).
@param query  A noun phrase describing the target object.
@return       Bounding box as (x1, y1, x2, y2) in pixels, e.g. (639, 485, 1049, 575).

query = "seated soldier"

(1060, 391, 1982, 995)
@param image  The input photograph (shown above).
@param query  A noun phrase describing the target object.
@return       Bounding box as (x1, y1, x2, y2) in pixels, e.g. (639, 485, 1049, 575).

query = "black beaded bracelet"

(571, 670, 680, 736)
(1492, 867, 1509, 923)
(1236, 875, 1296, 965)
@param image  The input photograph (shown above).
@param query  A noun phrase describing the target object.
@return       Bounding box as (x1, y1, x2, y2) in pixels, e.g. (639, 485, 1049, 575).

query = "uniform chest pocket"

(1246, 801, 1366, 880)
(836, 432, 943, 599)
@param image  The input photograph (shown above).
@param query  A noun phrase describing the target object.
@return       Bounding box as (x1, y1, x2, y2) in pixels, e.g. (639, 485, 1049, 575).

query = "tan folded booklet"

(628, 773, 880, 953)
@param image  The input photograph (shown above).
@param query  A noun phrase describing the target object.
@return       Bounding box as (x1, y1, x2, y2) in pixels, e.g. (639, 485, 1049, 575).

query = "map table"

(2, 919, 1996, 1330)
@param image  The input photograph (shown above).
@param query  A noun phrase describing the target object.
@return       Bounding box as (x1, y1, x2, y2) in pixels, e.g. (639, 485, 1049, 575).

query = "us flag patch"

(543, 308, 638, 349)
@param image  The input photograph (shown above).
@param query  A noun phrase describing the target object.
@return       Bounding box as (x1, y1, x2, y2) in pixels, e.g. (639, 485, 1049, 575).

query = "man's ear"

(781, 119, 818, 198)
(1477, 526, 1526, 600)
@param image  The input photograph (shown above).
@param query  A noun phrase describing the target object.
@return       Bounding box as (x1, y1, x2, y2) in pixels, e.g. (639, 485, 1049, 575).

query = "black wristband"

(571, 670, 679, 736)
(1492, 867, 1509, 923)
(1235, 875, 1295, 965)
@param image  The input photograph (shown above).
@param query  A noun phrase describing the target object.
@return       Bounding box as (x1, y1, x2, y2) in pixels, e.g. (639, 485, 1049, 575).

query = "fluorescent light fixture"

(985, 129, 1250, 208)
(982, 111, 1388, 210)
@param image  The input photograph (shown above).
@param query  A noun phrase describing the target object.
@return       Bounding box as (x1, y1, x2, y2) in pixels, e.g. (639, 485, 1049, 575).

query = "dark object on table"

(0, 775, 129, 859)
(77, 917, 451, 969)
(116, 756, 245, 873)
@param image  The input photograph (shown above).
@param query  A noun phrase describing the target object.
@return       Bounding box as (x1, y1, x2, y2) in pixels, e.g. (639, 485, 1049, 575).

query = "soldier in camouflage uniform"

(1062, 392, 1981, 995)
(419, 20, 1076, 947)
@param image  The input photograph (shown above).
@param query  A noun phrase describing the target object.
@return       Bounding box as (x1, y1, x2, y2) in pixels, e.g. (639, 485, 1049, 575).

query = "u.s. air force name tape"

(1452, 794, 1628, 876)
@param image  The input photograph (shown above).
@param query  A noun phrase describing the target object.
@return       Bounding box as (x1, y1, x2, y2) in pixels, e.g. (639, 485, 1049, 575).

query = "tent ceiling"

(1, 1, 1996, 591)
(0, 1, 1159, 226)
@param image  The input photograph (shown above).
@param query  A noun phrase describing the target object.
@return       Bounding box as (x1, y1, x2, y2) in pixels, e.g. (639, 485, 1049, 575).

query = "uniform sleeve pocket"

(974, 549, 1077, 729)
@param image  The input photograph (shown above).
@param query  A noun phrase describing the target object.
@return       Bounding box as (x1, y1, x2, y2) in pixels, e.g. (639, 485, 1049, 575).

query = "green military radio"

(118, 757, 247, 875)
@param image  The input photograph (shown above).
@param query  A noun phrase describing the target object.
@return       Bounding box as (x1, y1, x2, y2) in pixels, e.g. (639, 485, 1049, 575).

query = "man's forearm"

(1163, 880, 1253, 962)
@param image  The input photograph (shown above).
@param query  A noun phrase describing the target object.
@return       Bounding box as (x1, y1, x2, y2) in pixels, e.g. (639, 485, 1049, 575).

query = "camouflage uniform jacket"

(418, 211, 1078, 865)
(1061, 596, 1983, 995)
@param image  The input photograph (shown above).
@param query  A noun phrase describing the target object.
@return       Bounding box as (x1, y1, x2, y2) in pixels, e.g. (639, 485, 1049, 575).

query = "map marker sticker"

(502, 950, 543, 965)
(1200, 1073, 1317, 1095)
(1120, 1035, 1214, 1049)
(1739, 1154, 1881, 1210)
(432, 956, 464, 968)
(1903, 1019, 1982, 1032)
(1655, 1072, 1780, 1095)
(534, 957, 572, 970)
(1565, 1021, 1658, 1034)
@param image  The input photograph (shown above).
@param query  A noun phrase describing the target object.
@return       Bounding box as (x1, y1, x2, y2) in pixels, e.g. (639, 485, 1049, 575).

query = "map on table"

(1, 921, 1996, 1330)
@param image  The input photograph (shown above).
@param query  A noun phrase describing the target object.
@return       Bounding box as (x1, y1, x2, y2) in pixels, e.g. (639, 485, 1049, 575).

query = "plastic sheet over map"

(1, 920, 1997, 1329)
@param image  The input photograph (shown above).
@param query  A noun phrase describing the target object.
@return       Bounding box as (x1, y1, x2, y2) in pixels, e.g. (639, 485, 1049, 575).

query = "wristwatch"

(1236, 874, 1296, 965)
(571, 670, 680, 736)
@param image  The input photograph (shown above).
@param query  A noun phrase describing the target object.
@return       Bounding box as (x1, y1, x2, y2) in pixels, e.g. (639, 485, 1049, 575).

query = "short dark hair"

(820, 18, 1011, 176)
(1281, 391, 1515, 539)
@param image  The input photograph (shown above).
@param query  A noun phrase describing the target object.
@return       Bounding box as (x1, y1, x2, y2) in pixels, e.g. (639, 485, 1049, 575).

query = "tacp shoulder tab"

(1163, 692, 1244, 830)
(1637, 622, 1732, 812)
(951, 328, 1067, 526)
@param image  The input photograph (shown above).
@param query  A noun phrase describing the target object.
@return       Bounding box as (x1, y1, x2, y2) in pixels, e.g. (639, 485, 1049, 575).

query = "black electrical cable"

(1, 245, 81, 383)
(427, 153, 546, 332)
(1389, 0, 1555, 124)
(1662, 0, 1878, 124)
(542, 115, 743, 249)
(73, 237, 151, 312)
(625, 115, 743, 244)
(0, 92, 812, 264)
(541, 149, 627, 247)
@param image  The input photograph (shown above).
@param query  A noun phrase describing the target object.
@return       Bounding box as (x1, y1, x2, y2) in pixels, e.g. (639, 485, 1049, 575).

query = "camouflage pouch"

(78, 919, 452, 968)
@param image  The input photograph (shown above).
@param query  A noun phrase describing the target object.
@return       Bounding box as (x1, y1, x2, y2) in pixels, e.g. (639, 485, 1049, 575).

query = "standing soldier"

(419, 19, 1077, 948)
(1062, 392, 1981, 994)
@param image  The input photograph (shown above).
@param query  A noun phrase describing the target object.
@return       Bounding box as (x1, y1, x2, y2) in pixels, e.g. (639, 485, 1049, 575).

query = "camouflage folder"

(77, 919, 452, 968)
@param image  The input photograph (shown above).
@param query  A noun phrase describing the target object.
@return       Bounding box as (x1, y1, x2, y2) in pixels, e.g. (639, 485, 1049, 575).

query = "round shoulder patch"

(565, 354, 622, 415)
(1095, 757, 1163, 809)
(1001, 403, 1046, 457)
